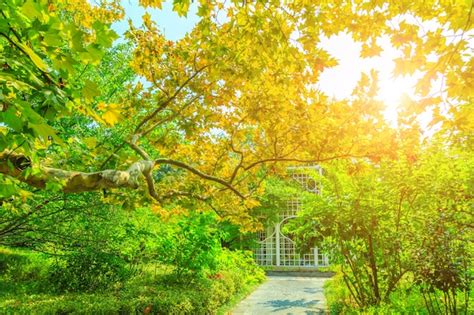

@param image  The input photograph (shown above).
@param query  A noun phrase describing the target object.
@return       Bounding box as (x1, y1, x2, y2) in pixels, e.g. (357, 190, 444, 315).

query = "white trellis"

(254, 165, 330, 268)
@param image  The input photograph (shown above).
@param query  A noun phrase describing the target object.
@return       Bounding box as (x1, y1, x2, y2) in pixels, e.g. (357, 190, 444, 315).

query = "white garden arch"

(254, 165, 330, 268)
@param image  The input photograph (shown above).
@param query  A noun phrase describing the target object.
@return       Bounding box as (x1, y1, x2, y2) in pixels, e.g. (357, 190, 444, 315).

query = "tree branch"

(141, 94, 201, 137)
(242, 153, 369, 171)
(127, 136, 151, 160)
(126, 138, 162, 201)
(133, 64, 209, 134)
(0, 151, 154, 194)
(154, 158, 245, 199)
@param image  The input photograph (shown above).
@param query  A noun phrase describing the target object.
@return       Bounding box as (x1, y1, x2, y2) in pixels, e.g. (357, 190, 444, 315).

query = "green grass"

(0, 247, 265, 314)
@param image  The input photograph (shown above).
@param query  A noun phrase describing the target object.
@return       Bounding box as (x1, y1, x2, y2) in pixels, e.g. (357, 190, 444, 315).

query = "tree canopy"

(1, 0, 472, 227)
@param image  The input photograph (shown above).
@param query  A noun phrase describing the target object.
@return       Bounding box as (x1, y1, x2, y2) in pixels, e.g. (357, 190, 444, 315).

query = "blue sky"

(113, 0, 199, 41)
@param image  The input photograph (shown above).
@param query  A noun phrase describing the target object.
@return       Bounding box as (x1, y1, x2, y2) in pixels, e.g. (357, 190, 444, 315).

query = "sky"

(113, 0, 200, 41)
(112, 2, 428, 128)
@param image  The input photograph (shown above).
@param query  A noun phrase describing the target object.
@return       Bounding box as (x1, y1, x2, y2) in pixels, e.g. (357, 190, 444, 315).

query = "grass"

(0, 247, 266, 314)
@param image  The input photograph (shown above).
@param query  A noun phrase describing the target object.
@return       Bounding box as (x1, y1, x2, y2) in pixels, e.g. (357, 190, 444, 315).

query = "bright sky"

(114, 0, 200, 41)
(112, 2, 431, 129)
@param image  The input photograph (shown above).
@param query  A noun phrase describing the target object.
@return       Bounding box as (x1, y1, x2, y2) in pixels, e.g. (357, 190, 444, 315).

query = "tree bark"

(0, 151, 154, 193)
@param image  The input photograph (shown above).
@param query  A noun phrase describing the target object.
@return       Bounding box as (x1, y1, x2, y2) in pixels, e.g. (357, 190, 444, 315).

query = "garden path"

(231, 274, 329, 315)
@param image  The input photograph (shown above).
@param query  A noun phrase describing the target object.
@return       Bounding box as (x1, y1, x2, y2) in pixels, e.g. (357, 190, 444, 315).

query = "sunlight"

(377, 76, 416, 126)
(317, 33, 423, 128)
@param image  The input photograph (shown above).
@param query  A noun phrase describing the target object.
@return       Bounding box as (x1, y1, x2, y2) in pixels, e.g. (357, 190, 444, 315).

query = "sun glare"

(377, 76, 416, 126)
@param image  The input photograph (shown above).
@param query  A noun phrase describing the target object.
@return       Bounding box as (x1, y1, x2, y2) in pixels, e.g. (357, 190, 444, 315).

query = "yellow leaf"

(19, 189, 32, 202)
(139, 0, 163, 9)
(243, 198, 260, 208)
(97, 101, 107, 111)
(83, 137, 97, 148)
(360, 42, 382, 58)
(142, 12, 153, 29)
(101, 103, 121, 126)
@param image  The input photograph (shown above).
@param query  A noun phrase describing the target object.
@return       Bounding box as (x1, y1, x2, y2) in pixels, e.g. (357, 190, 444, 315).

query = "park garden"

(0, 0, 472, 313)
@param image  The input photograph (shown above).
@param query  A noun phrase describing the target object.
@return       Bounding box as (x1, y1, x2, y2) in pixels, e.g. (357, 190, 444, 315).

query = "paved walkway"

(231, 275, 329, 315)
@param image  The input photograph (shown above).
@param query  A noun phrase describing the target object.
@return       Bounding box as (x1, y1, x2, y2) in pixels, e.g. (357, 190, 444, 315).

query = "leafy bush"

(1, 248, 265, 314)
(0, 248, 52, 295)
(157, 211, 223, 276)
(413, 218, 472, 314)
(208, 249, 266, 310)
(49, 248, 130, 292)
(0, 248, 44, 281)
(218, 249, 266, 286)
(324, 268, 473, 314)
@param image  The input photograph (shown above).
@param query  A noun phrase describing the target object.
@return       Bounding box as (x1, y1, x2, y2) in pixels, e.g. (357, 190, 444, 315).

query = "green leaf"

(0, 71, 34, 91)
(43, 31, 62, 47)
(21, 0, 41, 20)
(78, 45, 104, 65)
(51, 54, 76, 75)
(82, 80, 100, 100)
(45, 181, 64, 193)
(92, 22, 119, 48)
(28, 122, 56, 139)
(17, 42, 49, 73)
(66, 24, 86, 52)
(1, 107, 23, 131)
(0, 18, 8, 33)
(0, 182, 18, 198)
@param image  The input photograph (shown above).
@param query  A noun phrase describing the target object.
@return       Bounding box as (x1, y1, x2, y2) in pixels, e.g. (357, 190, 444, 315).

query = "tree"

(1, 0, 472, 227)
(287, 137, 473, 311)
(0, 43, 136, 247)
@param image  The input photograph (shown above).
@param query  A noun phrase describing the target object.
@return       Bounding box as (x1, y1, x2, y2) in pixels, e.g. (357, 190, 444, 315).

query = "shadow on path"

(232, 275, 329, 314)
(303, 287, 323, 294)
(262, 298, 320, 311)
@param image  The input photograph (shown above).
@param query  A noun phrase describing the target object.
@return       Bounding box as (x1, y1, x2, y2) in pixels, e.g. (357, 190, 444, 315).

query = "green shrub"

(324, 267, 472, 314)
(324, 269, 355, 314)
(0, 247, 52, 295)
(0, 248, 44, 280)
(157, 211, 223, 277)
(217, 249, 266, 287)
(1, 247, 265, 314)
(48, 248, 130, 292)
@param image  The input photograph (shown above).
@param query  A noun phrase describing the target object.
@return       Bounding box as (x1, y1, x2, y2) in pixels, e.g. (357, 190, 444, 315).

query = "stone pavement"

(231, 275, 329, 315)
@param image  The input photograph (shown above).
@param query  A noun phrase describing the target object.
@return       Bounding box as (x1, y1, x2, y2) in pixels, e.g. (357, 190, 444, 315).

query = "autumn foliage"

(0, 0, 472, 313)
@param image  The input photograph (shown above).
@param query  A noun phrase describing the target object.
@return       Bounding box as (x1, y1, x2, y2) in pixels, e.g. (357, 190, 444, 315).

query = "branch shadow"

(261, 298, 323, 313)
(303, 287, 323, 294)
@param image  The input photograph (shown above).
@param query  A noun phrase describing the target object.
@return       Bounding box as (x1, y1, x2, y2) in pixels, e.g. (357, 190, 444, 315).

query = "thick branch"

(2, 149, 246, 200)
(126, 140, 161, 201)
(0, 151, 153, 193)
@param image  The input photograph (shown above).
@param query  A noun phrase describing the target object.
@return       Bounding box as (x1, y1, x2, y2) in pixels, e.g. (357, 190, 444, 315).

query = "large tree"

(1, 0, 472, 224)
